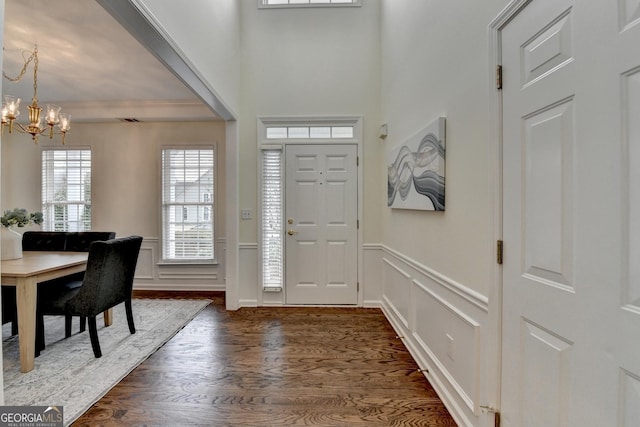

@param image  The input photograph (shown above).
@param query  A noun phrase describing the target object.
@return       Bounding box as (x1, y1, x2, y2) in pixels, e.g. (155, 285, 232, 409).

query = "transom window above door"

(261, 0, 360, 8)
(266, 126, 354, 139)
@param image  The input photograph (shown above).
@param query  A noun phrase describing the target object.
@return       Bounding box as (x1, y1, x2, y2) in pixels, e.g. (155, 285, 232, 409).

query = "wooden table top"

(1, 251, 88, 278)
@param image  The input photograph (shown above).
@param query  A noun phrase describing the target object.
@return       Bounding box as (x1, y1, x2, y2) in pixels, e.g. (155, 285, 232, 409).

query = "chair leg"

(79, 316, 86, 333)
(65, 315, 72, 338)
(11, 319, 18, 336)
(125, 299, 136, 334)
(87, 316, 102, 358)
(35, 313, 45, 357)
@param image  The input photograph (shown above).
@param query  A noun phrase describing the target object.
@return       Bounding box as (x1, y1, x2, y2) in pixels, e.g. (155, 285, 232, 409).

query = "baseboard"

(378, 244, 490, 427)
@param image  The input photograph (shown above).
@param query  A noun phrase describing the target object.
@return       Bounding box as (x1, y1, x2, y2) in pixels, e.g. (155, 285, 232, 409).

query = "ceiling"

(2, 0, 218, 123)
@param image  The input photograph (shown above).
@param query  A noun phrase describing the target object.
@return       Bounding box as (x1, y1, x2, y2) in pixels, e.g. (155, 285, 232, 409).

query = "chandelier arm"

(12, 121, 47, 136)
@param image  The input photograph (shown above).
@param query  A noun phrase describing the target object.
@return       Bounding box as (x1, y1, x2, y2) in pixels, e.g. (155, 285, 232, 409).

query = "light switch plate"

(241, 209, 252, 220)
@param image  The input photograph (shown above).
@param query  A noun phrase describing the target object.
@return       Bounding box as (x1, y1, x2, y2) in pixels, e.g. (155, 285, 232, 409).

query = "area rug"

(2, 298, 210, 426)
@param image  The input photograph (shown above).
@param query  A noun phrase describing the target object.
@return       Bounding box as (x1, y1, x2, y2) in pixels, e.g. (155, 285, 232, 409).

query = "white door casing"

(500, 0, 640, 426)
(285, 144, 358, 305)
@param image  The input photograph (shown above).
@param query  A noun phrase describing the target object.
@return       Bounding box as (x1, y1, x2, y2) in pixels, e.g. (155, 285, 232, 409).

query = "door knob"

(287, 229, 298, 236)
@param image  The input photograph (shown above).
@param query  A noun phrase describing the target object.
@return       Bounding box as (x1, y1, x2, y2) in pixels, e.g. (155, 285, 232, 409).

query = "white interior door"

(501, 0, 640, 426)
(285, 144, 358, 305)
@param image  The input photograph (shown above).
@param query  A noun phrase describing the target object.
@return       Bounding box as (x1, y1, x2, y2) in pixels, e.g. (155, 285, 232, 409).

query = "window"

(161, 148, 215, 262)
(261, 149, 283, 289)
(41, 149, 92, 231)
(261, 0, 360, 7)
(266, 126, 354, 139)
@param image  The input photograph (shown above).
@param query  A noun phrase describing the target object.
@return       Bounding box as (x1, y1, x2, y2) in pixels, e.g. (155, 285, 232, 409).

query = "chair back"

(65, 232, 116, 252)
(22, 232, 67, 251)
(66, 236, 143, 316)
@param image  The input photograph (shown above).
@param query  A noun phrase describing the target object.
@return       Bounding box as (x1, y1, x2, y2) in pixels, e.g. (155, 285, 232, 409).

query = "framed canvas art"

(387, 117, 446, 211)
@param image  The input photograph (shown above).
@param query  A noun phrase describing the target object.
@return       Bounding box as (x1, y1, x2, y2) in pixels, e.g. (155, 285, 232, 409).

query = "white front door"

(285, 144, 358, 305)
(501, 0, 640, 426)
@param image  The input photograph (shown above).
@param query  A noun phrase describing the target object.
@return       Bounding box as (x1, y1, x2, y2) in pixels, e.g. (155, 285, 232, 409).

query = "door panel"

(285, 145, 358, 305)
(501, 0, 640, 426)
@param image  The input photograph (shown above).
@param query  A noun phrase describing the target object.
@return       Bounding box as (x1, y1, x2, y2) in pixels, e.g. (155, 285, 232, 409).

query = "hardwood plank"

(72, 292, 457, 426)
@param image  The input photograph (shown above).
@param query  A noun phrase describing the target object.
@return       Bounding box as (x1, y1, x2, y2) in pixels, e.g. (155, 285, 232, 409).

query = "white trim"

(382, 245, 489, 311)
(381, 301, 476, 427)
(225, 121, 240, 310)
(487, 0, 532, 417)
(413, 278, 481, 413)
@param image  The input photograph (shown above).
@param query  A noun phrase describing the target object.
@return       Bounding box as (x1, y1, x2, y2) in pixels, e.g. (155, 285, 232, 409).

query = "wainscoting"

(132, 237, 226, 291)
(231, 242, 490, 427)
(376, 245, 490, 427)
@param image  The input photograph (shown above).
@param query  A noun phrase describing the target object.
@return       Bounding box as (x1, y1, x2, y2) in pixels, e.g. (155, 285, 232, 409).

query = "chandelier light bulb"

(58, 113, 71, 132)
(4, 96, 21, 119)
(46, 104, 61, 125)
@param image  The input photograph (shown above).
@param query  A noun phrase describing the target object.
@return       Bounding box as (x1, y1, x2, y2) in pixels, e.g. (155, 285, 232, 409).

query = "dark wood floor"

(73, 291, 457, 426)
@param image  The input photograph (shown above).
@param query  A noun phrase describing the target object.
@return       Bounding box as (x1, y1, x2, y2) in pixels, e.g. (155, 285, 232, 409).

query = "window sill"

(157, 260, 218, 267)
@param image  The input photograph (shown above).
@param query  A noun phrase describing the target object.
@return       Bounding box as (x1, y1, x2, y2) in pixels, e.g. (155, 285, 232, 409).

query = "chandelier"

(1, 46, 71, 144)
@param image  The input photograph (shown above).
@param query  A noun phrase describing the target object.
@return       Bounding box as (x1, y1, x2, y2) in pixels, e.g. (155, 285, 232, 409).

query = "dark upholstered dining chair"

(23, 231, 116, 348)
(36, 235, 143, 358)
(1, 287, 18, 335)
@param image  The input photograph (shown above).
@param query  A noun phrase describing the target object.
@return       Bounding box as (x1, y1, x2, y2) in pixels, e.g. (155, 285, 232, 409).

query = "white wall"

(237, 0, 383, 304)
(0, 121, 227, 291)
(379, 1, 510, 426)
(134, 0, 241, 118)
(380, 1, 508, 293)
(124, 0, 242, 305)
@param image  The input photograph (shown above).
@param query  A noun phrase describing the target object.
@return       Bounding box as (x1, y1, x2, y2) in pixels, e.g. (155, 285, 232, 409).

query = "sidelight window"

(260, 148, 284, 290)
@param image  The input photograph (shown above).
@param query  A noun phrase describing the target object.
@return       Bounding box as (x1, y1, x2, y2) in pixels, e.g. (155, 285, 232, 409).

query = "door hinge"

(480, 406, 501, 427)
(357, 156, 359, 167)
(496, 240, 503, 264)
(357, 219, 360, 229)
(496, 65, 503, 90)
(357, 282, 360, 292)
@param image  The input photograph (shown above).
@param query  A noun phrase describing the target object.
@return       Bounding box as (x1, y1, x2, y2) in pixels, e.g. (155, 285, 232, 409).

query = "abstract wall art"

(387, 117, 446, 211)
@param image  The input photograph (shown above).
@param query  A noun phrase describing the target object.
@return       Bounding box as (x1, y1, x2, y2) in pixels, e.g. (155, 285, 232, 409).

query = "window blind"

(261, 149, 283, 289)
(161, 148, 214, 261)
(41, 149, 92, 231)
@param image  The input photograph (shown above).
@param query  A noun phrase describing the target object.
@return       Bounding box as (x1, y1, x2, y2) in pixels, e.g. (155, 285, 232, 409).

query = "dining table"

(1, 251, 89, 373)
